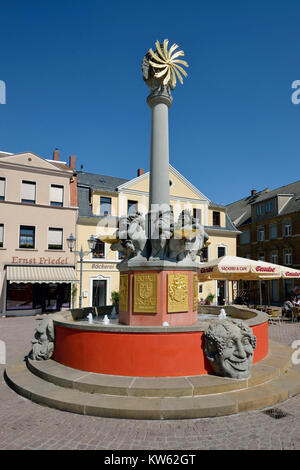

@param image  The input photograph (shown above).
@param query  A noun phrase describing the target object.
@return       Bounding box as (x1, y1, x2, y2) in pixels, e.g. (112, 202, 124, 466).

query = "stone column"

(147, 93, 172, 209)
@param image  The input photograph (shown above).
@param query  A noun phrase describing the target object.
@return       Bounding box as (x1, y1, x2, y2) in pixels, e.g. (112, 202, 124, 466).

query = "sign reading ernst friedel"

(11, 256, 69, 265)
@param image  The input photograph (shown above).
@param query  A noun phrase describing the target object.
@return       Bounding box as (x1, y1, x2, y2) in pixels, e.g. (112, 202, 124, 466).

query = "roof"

(205, 214, 240, 233)
(77, 171, 129, 192)
(226, 180, 300, 226)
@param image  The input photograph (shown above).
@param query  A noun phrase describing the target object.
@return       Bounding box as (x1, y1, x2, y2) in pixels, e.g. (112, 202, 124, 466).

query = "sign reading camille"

(11, 256, 70, 265)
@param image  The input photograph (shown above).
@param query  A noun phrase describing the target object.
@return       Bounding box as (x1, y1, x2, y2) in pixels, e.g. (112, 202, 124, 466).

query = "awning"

(6, 265, 78, 284)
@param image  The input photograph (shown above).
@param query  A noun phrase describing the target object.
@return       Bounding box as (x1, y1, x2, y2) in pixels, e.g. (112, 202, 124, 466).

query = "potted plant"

(205, 293, 215, 305)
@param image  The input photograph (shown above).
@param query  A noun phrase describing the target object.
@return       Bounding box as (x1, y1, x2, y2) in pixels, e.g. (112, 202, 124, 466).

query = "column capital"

(147, 89, 173, 109)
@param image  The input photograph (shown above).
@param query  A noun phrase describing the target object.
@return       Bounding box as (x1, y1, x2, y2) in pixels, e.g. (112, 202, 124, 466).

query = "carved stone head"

(204, 319, 257, 379)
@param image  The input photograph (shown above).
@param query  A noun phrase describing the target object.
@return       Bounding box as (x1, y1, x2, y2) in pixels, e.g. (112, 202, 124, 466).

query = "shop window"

(48, 228, 63, 250)
(92, 239, 105, 258)
(213, 211, 220, 226)
(19, 226, 35, 249)
(128, 200, 138, 215)
(100, 196, 112, 216)
(0, 178, 5, 200)
(6, 283, 33, 311)
(21, 181, 36, 204)
(50, 185, 64, 207)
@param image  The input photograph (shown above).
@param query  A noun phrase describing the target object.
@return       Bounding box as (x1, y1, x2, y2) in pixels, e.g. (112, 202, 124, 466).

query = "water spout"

(218, 308, 227, 320)
(87, 313, 93, 324)
(103, 314, 110, 325)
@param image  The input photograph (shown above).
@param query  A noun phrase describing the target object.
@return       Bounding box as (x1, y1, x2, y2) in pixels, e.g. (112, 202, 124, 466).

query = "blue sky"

(1, 0, 300, 205)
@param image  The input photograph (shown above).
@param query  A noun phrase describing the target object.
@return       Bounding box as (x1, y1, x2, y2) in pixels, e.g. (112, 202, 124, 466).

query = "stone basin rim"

(52, 306, 268, 333)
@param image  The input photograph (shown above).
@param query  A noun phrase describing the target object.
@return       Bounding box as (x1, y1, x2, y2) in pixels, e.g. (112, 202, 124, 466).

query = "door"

(92, 280, 107, 307)
(217, 281, 226, 305)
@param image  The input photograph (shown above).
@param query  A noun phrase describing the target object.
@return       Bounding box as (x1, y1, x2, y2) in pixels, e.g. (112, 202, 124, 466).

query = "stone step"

(26, 341, 292, 398)
(5, 357, 300, 420)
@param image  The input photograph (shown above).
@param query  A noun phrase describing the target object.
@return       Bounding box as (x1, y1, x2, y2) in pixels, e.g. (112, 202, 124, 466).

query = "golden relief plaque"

(193, 274, 198, 311)
(134, 273, 158, 313)
(119, 274, 129, 312)
(168, 273, 189, 313)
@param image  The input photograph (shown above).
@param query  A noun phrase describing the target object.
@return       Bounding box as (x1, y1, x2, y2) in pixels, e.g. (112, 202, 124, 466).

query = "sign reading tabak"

(12, 256, 69, 265)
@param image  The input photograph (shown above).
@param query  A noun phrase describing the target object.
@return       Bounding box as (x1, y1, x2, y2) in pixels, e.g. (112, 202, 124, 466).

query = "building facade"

(227, 181, 300, 305)
(76, 166, 239, 308)
(0, 150, 78, 316)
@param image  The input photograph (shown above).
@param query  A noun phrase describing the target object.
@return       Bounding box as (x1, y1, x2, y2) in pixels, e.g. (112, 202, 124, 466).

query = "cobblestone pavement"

(1, 315, 300, 450)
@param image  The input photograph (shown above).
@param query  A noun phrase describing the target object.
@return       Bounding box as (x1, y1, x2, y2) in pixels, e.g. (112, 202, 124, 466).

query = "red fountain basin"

(52, 306, 268, 377)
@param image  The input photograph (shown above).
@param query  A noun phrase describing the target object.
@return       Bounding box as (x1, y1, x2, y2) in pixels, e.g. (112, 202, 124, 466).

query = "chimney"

(53, 149, 60, 161)
(251, 189, 256, 197)
(69, 155, 76, 170)
(137, 168, 145, 176)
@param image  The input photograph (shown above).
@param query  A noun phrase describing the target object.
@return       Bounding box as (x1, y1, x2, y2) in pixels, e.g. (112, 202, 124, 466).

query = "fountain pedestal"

(118, 264, 198, 326)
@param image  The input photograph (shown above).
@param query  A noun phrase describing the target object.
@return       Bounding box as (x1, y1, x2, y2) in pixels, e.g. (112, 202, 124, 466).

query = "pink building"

(0, 150, 78, 316)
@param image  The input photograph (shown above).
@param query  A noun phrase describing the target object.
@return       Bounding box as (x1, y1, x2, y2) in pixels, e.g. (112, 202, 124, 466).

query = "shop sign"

(91, 263, 115, 270)
(11, 256, 69, 265)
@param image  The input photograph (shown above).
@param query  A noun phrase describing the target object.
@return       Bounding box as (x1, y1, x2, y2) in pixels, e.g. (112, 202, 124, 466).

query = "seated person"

(283, 299, 293, 317)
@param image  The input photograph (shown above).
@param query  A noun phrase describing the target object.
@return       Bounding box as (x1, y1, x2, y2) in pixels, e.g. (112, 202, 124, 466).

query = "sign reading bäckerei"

(11, 256, 69, 265)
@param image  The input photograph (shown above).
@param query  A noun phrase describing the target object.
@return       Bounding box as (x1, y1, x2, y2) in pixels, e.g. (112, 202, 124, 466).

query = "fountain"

(7, 40, 292, 420)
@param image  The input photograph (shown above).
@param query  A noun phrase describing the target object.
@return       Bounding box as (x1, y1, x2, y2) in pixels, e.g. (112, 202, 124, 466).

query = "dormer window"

(256, 204, 263, 216)
(265, 201, 272, 213)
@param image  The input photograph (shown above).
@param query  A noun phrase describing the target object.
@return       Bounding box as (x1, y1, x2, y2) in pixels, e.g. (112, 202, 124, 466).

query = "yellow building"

(75, 166, 239, 308)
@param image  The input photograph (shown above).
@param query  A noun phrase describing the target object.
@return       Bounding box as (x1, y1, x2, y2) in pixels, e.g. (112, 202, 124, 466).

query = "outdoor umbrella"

(197, 255, 297, 281)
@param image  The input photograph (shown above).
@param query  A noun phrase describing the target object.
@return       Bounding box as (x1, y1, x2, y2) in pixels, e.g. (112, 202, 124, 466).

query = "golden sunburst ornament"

(148, 39, 189, 88)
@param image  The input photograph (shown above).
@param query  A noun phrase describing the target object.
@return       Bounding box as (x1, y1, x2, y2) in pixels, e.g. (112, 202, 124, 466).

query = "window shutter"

(21, 182, 36, 201)
(50, 185, 64, 203)
(48, 228, 63, 245)
(0, 178, 5, 198)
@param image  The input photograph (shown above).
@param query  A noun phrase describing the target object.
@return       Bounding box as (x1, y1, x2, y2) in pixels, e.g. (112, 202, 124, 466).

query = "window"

(128, 200, 138, 215)
(284, 249, 292, 266)
(213, 211, 220, 226)
(258, 253, 265, 261)
(269, 223, 277, 240)
(50, 185, 64, 207)
(256, 204, 263, 216)
(19, 226, 35, 249)
(48, 228, 63, 250)
(92, 239, 105, 258)
(271, 251, 278, 264)
(240, 230, 250, 245)
(100, 197, 112, 216)
(265, 201, 272, 213)
(201, 246, 208, 262)
(193, 208, 202, 223)
(21, 181, 36, 204)
(0, 224, 3, 247)
(217, 246, 226, 258)
(0, 178, 5, 200)
(283, 222, 292, 237)
(257, 228, 264, 242)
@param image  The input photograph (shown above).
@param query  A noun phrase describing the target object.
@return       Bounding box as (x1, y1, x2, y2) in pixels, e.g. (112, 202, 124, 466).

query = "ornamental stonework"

(168, 273, 189, 313)
(193, 274, 198, 311)
(134, 273, 158, 313)
(119, 274, 129, 312)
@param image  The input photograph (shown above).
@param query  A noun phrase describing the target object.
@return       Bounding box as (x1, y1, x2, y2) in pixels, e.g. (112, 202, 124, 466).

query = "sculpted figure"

(149, 207, 174, 260)
(203, 319, 257, 379)
(110, 212, 147, 261)
(30, 318, 55, 360)
(169, 210, 209, 262)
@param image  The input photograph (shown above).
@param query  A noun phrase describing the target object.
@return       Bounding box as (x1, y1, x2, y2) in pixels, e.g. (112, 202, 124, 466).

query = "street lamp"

(67, 233, 97, 308)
